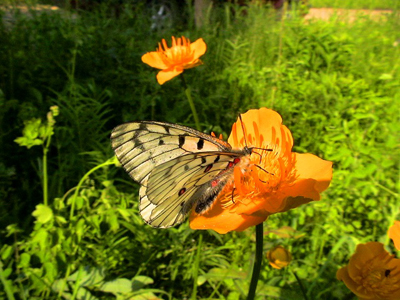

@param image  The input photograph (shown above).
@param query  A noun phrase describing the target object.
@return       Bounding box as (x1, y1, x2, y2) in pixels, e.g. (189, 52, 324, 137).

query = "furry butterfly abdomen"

(111, 121, 249, 228)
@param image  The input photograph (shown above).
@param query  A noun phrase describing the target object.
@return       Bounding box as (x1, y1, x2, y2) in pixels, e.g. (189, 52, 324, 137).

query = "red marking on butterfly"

(204, 164, 213, 173)
(211, 179, 220, 187)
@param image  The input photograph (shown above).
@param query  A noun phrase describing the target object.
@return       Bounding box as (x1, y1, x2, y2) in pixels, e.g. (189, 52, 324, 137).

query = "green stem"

(247, 223, 264, 300)
(42, 133, 52, 206)
(69, 158, 115, 222)
(191, 233, 203, 300)
(293, 271, 309, 300)
(180, 75, 201, 131)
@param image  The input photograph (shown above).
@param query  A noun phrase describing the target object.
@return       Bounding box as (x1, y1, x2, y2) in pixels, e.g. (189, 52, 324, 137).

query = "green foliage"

(309, 0, 399, 9)
(0, 1, 399, 299)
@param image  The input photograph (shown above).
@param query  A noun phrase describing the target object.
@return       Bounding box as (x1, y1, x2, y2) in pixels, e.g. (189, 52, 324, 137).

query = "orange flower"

(337, 242, 400, 300)
(388, 221, 400, 251)
(190, 108, 333, 233)
(267, 246, 292, 269)
(141, 36, 207, 85)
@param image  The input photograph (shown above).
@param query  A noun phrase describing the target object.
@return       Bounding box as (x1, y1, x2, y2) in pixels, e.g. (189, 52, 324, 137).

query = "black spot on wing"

(214, 155, 220, 163)
(158, 139, 165, 146)
(201, 157, 206, 164)
(179, 136, 185, 148)
(178, 188, 186, 196)
(184, 165, 189, 171)
(197, 138, 204, 150)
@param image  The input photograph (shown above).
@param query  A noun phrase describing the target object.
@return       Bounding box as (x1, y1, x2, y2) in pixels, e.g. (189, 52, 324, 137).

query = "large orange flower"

(388, 221, 400, 251)
(190, 108, 333, 234)
(141, 36, 207, 85)
(337, 242, 400, 299)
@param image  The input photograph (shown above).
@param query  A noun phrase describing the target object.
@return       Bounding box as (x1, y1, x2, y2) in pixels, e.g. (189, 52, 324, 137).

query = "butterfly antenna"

(238, 114, 249, 150)
(239, 113, 275, 180)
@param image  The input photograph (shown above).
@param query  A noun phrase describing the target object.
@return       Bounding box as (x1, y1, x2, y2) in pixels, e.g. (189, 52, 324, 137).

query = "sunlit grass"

(310, 0, 399, 9)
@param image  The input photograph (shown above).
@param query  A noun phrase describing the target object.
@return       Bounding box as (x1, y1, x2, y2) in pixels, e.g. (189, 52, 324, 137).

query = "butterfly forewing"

(111, 121, 232, 184)
(111, 120, 245, 228)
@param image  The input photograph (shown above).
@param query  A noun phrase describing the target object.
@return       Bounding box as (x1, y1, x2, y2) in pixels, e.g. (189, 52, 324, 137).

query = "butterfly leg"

(231, 187, 236, 204)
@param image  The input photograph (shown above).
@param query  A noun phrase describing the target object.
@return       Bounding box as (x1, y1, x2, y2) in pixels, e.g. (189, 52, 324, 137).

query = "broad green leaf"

(101, 278, 132, 294)
(32, 204, 53, 224)
(132, 276, 153, 290)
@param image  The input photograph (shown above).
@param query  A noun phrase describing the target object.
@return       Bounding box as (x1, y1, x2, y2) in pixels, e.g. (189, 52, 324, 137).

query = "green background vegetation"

(0, 0, 399, 299)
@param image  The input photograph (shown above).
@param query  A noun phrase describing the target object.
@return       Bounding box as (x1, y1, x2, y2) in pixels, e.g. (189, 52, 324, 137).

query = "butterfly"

(110, 118, 269, 228)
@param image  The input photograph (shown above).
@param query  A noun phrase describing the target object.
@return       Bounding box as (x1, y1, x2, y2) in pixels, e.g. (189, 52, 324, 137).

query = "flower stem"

(293, 270, 309, 300)
(191, 233, 203, 300)
(42, 132, 52, 206)
(69, 158, 115, 222)
(180, 75, 201, 131)
(247, 223, 264, 300)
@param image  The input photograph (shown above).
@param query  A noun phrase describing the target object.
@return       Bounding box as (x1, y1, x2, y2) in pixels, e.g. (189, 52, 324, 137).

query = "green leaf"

(31, 228, 49, 250)
(202, 268, 247, 281)
(1, 245, 13, 260)
(19, 253, 31, 268)
(378, 73, 393, 80)
(68, 267, 105, 286)
(1, 267, 12, 278)
(197, 275, 206, 286)
(132, 276, 153, 290)
(32, 204, 53, 224)
(75, 218, 86, 242)
(101, 278, 132, 294)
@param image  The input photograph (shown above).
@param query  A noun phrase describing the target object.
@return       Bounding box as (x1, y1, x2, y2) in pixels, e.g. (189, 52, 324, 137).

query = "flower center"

(357, 261, 400, 297)
(158, 37, 194, 67)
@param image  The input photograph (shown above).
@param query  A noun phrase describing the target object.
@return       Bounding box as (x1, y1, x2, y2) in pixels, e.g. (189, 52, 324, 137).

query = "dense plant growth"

(0, 1, 398, 299)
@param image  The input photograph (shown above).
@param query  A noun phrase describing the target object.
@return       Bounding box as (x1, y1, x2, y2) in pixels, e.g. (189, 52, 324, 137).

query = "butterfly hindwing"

(139, 152, 240, 228)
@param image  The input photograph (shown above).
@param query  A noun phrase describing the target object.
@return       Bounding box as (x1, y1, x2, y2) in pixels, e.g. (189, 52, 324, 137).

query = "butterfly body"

(111, 120, 252, 228)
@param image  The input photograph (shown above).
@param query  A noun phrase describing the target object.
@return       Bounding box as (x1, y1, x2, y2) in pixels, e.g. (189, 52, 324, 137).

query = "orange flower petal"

(156, 68, 183, 85)
(189, 38, 207, 60)
(227, 107, 291, 150)
(141, 51, 169, 70)
(273, 153, 333, 212)
(189, 201, 268, 234)
(388, 221, 400, 251)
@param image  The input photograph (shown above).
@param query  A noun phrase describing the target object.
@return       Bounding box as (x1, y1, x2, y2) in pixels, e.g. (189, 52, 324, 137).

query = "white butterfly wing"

(111, 121, 242, 228)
